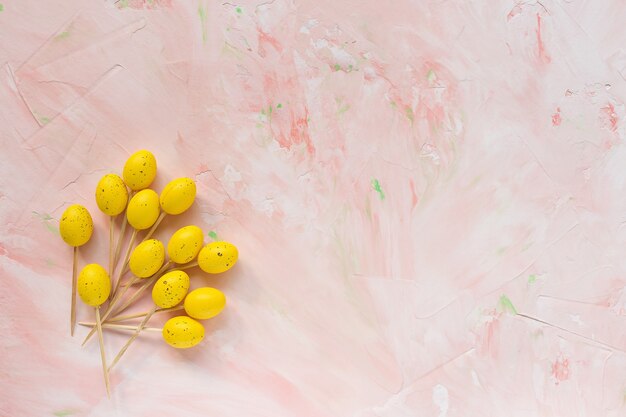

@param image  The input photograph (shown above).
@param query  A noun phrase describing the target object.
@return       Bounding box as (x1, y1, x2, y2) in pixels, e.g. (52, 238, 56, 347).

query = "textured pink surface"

(2, 1, 626, 416)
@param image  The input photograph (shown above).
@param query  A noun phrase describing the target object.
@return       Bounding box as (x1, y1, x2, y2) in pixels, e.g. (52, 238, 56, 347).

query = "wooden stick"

(109, 216, 115, 280)
(107, 305, 184, 323)
(119, 278, 142, 288)
(113, 189, 132, 266)
(111, 228, 138, 296)
(112, 261, 171, 316)
(143, 212, 166, 241)
(79, 322, 162, 333)
(117, 212, 167, 277)
(71, 247, 78, 336)
(114, 211, 128, 266)
(81, 275, 140, 347)
(175, 261, 198, 271)
(95, 307, 111, 397)
(108, 305, 158, 371)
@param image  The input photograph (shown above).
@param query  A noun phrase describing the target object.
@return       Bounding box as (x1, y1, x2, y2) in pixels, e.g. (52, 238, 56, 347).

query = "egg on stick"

(95, 174, 128, 289)
(162, 316, 205, 349)
(59, 204, 94, 336)
(77, 264, 112, 396)
(185, 241, 239, 273)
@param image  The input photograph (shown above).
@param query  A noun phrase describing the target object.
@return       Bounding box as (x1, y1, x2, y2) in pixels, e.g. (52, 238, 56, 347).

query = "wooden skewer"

(109, 216, 115, 280)
(107, 305, 184, 323)
(113, 189, 132, 267)
(176, 261, 198, 271)
(118, 229, 138, 279)
(95, 307, 111, 397)
(108, 305, 158, 371)
(119, 278, 142, 288)
(79, 322, 163, 333)
(143, 212, 166, 242)
(112, 261, 172, 317)
(113, 210, 128, 266)
(70, 247, 78, 336)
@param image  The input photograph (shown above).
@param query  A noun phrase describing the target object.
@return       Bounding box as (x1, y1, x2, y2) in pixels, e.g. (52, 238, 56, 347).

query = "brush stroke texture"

(1, 1, 626, 416)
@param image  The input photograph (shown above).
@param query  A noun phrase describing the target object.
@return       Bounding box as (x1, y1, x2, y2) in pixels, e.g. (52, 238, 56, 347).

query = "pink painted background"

(2, 0, 626, 416)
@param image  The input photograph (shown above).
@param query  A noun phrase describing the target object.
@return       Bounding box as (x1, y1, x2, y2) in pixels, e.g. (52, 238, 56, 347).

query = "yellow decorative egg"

(95, 174, 128, 216)
(167, 225, 204, 264)
(129, 239, 165, 278)
(126, 189, 160, 230)
(59, 204, 93, 247)
(152, 270, 190, 309)
(123, 150, 157, 191)
(184, 287, 226, 320)
(77, 264, 111, 307)
(159, 177, 196, 215)
(162, 316, 205, 349)
(198, 241, 238, 274)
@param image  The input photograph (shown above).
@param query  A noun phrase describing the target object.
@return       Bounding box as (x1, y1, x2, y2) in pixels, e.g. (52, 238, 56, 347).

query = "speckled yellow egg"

(152, 270, 190, 308)
(129, 239, 165, 278)
(184, 287, 226, 320)
(77, 264, 111, 307)
(123, 150, 157, 191)
(167, 225, 204, 264)
(95, 174, 128, 216)
(59, 204, 93, 247)
(126, 189, 160, 230)
(198, 241, 238, 274)
(162, 316, 205, 349)
(160, 177, 196, 215)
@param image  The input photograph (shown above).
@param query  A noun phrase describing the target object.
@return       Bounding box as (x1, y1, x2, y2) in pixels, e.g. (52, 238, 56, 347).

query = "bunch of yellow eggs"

(59, 150, 238, 394)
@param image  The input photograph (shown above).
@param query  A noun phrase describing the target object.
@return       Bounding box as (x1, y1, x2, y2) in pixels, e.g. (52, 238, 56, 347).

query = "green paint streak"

(334, 64, 341, 71)
(426, 69, 436, 83)
(0, 4, 4, 11)
(528, 274, 537, 284)
(371, 179, 385, 200)
(499, 295, 518, 315)
(208, 231, 218, 241)
(39, 116, 51, 125)
(277, 103, 282, 108)
(53, 409, 75, 417)
(33, 212, 59, 235)
(236, 7, 242, 14)
(335, 97, 349, 114)
(348, 64, 353, 72)
(56, 31, 70, 40)
(259, 105, 273, 122)
(198, 5, 208, 43)
(405, 107, 414, 123)
(119, 0, 129, 8)
(390, 101, 397, 108)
